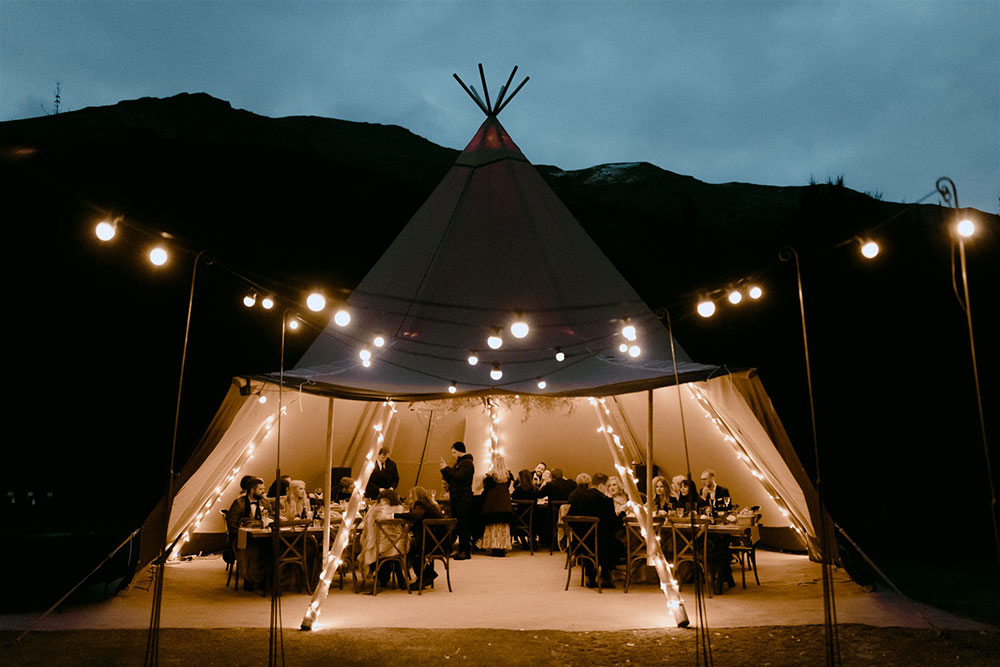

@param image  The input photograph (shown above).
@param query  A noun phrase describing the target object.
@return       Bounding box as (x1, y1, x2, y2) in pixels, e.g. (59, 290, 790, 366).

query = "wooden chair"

(730, 521, 761, 588)
(510, 499, 536, 554)
(563, 516, 602, 593)
(416, 518, 458, 595)
(623, 517, 665, 593)
(220, 509, 241, 590)
(372, 519, 411, 595)
(548, 500, 569, 555)
(276, 524, 317, 594)
(670, 520, 713, 598)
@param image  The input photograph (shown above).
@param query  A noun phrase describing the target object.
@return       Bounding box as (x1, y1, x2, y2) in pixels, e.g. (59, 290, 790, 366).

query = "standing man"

(366, 446, 400, 499)
(567, 472, 622, 588)
(440, 441, 475, 560)
(699, 469, 731, 508)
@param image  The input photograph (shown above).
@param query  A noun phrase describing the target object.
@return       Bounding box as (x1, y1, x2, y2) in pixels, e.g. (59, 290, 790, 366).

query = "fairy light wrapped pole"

(300, 400, 397, 631)
(591, 397, 689, 628)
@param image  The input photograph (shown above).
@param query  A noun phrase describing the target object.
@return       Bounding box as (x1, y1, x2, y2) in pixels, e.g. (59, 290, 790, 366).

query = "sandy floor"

(1, 549, 992, 634)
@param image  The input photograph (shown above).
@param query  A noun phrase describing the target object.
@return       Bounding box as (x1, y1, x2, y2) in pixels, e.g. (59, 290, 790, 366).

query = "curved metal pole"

(936, 178, 999, 566)
(778, 246, 840, 666)
(145, 249, 208, 667)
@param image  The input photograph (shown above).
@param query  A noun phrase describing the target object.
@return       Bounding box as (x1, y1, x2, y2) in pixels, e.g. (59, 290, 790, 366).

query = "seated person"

(395, 486, 446, 591)
(281, 480, 313, 521)
(699, 469, 732, 509)
(567, 472, 623, 588)
(567, 472, 591, 504)
(531, 462, 547, 489)
(334, 476, 355, 503)
(225, 476, 273, 591)
(605, 476, 629, 517)
(267, 474, 291, 499)
(669, 475, 686, 509)
(671, 477, 706, 513)
(650, 475, 671, 515)
(512, 469, 538, 500)
(360, 489, 407, 588)
(539, 468, 577, 501)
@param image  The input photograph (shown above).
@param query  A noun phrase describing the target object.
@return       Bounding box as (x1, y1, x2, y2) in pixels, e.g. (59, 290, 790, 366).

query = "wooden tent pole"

(647, 389, 654, 523)
(323, 398, 335, 555)
(414, 410, 435, 488)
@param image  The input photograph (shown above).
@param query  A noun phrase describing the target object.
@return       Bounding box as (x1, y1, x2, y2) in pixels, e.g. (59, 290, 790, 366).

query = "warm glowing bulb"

(359, 349, 372, 361)
(448, 383, 457, 394)
(490, 366, 503, 381)
(619, 343, 628, 353)
(957, 219, 975, 238)
(334, 309, 351, 327)
(555, 350, 565, 362)
(728, 290, 742, 304)
(628, 345, 641, 358)
(537, 379, 547, 389)
(467, 353, 479, 366)
(243, 293, 257, 308)
(861, 240, 879, 259)
(362, 359, 371, 368)
(258, 395, 267, 404)
(288, 318, 300, 330)
(487, 334, 503, 350)
(95, 221, 116, 241)
(307, 293, 326, 312)
(748, 286, 763, 300)
(510, 321, 529, 338)
(373, 336, 385, 348)
(149, 246, 168, 266)
(621, 324, 637, 341)
(261, 296, 274, 310)
(697, 300, 716, 318)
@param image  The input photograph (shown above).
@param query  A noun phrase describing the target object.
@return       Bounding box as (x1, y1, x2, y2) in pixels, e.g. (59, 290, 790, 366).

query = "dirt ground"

(3, 625, 998, 666)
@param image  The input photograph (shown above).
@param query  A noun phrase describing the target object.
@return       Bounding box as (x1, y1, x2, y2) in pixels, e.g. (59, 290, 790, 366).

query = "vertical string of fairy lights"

(591, 397, 689, 628)
(300, 400, 397, 631)
(486, 397, 501, 459)
(686, 384, 811, 545)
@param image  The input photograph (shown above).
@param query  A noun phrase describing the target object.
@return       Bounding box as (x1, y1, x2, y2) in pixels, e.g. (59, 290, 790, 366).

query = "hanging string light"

(306, 292, 326, 312)
(467, 352, 479, 366)
(490, 364, 503, 381)
(510, 318, 529, 338)
(95, 220, 117, 241)
(487, 330, 503, 349)
(333, 309, 351, 327)
(728, 290, 742, 305)
(696, 300, 716, 318)
(956, 219, 975, 238)
(537, 379, 547, 389)
(748, 285, 763, 300)
(243, 291, 258, 308)
(373, 335, 385, 348)
(149, 246, 168, 266)
(555, 349, 565, 362)
(860, 240, 879, 259)
(261, 296, 275, 310)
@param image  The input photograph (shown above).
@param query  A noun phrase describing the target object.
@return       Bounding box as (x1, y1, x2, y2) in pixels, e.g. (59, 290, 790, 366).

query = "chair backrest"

(421, 518, 458, 560)
(670, 522, 708, 562)
(625, 517, 665, 558)
(511, 499, 534, 532)
(563, 515, 600, 562)
(277, 525, 312, 563)
(375, 518, 410, 558)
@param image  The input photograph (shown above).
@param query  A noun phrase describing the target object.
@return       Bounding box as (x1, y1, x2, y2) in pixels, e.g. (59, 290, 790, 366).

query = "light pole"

(936, 177, 998, 566)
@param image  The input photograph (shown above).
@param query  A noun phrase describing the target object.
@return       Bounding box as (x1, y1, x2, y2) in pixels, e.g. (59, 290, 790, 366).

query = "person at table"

(605, 476, 629, 517)
(395, 486, 445, 590)
(531, 462, 547, 489)
(567, 472, 623, 588)
(281, 480, 313, 521)
(512, 469, 538, 501)
(477, 453, 514, 557)
(361, 489, 407, 589)
(334, 476, 355, 503)
(225, 476, 272, 592)
(267, 474, 290, 499)
(669, 475, 686, 508)
(699, 469, 732, 509)
(648, 475, 670, 515)
(539, 468, 577, 501)
(365, 446, 400, 500)
(567, 472, 591, 504)
(439, 441, 474, 560)
(533, 468, 553, 495)
(674, 477, 706, 513)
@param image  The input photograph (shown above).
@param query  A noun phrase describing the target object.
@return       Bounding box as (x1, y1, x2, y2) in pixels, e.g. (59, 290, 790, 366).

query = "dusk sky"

(2, 1, 997, 213)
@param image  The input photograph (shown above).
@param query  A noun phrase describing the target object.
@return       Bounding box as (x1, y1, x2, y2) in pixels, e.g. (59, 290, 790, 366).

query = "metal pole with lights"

(777, 246, 841, 667)
(936, 177, 999, 566)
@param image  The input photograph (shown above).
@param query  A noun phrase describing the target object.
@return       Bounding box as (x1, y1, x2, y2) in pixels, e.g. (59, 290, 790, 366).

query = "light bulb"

(697, 300, 716, 318)
(628, 345, 641, 358)
(510, 320, 529, 338)
(362, 359, 371, 368)
(490, 365, 503, 381)
(306, 292, 326, 312)
(537, 379, 547, 389)
(359, 349, 372, 362)
(621, 324, 637, 341)
(261, 296, 274, 310)
(861, 240, 879, 259)
(748, 286, 763, 300)
(243, 292, 257, 308)
(373, 336, 385, 348)
(957, 219, 975, 238)
(487, 333, 503, 350)
(334, 309, 351, 327)
(448, 383, 457, 394)
(149, 246, 168, 266)
(728, 290, 742, 305)
(288, 318, 300, 330)
(619, 343, 628, 353)
(555, 350, 565, 362)
(467, 353, 479, 366)
(95, 221, 116, 241)
(258, 395, 267, 404)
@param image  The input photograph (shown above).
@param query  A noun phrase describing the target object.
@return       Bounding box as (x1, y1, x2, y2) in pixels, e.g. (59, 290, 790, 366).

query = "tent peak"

(453, 64, 529, 118)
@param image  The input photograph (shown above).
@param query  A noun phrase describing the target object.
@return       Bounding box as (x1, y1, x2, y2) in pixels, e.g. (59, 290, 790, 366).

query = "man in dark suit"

(365, 446, 400, 499)
(699, 469, 731, 509)
(567, 472, 622, 588)
(539, 468, 577, 501)
(225, 477, 273, 591)
(440, 441, 475, 559)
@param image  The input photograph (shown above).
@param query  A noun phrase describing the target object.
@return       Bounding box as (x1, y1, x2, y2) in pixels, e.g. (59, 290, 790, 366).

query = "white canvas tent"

(158, 76, 829, 628)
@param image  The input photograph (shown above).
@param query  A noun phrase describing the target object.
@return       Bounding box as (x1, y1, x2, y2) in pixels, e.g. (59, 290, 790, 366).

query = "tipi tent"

(160, 70, 828, 628)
